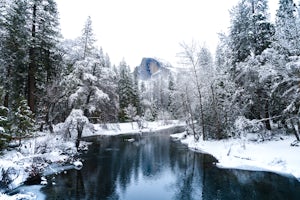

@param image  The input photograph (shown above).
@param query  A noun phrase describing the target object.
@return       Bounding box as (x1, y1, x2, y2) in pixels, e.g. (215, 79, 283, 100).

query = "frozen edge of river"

(171, 132, 300, 182)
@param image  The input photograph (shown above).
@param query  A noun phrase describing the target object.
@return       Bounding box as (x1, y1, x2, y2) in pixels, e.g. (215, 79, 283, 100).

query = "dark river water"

(15, 133, 300, 199)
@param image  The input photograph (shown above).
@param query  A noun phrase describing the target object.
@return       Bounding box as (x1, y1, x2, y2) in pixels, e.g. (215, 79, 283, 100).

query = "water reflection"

(40, 134, 300, 200)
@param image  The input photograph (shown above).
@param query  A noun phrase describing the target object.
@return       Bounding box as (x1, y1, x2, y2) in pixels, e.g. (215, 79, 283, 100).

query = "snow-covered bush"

(124, 104, 137, 122)
(63, 110, 89, 139)
(234, 116, 265, 141)
(62, 109, 90, 150)
(11, 99, 35, 145)
(143, 108, 154, 121)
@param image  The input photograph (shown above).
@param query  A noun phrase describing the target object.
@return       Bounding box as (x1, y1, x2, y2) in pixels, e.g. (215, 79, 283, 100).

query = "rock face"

(134, 58, 170, 80)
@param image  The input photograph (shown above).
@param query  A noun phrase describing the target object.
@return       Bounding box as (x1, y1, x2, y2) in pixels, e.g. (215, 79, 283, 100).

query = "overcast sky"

(57, 0, 278, 68)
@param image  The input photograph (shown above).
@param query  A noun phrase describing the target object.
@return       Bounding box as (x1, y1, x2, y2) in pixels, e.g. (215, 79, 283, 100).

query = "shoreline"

(0, 121, 184, 199)
(171, 132, 300, 182)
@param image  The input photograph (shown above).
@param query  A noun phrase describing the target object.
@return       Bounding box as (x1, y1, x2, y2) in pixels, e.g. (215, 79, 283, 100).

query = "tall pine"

(229, 0, 273, 67)
(28, 0, 60, 114)
(275, 0, 300, 57)
(117, 60, 135, 122)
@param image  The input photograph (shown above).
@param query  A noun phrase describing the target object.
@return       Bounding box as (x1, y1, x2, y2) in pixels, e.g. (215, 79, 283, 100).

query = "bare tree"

(178, 41, 206, 140)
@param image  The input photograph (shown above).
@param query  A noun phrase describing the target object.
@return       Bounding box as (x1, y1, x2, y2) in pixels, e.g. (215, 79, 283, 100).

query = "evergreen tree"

(11, 98, 35, 145)
(81, 16, 96, 59)
(57, 19, 118, 123)
(167, 74, 176, 118)
(229, 0, 273, 66)
(275, 0, 300, 56)
(27, 0, 61, 114)
(0, 1, 8, 93)
(117, 60, 135, 122)
(132, 71, 141, 116)
(0, 86, 10, 150)
(2, 0, 29, 108)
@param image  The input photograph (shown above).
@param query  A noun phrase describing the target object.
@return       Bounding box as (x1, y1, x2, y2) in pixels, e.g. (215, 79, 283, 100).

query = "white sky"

(57, 0, 278, 68)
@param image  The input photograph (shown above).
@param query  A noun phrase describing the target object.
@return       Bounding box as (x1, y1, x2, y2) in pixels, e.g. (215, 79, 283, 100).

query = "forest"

(1, 0, 300, 152)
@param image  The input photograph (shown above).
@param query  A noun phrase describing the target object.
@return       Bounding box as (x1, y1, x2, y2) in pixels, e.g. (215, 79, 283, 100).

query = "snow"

(83, 120, 184, 137)
(0, 193, 36, 200)
(171, 132, 300, 181)
(72, 160, 83, 170)
(0, 132, 81, 196)
(93, 87, 109, 101)
(0, 120, 183, 199)
(3, 119, 300, 199)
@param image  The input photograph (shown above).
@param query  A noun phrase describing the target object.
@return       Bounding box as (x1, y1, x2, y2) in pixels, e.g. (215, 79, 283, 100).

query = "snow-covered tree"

(269, 55, 300, 141)
(167, 74, 177, 118)
(47, 17, 118, 124)
(0, 93, 10, 150)
(11, 98, 35, 145)
(178, 42, 214, 140)
(229, 0, 274, 67)
(274, 0, 300, 57)
(27, 0, 61, 113)
(63, 109, 89, 150)
(1, 0, 29, 109)
(66, 58, 110, 118)
(117, 60, 135, 122)
(81, 16, 96, 59)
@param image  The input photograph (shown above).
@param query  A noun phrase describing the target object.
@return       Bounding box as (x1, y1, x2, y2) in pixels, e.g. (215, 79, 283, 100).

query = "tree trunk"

(76, 121, 86, 150)
(84, 90, 92, 117)
(211, 84, 222, 139)
(4, 93, 8, 108)
(192, 65, 205, 140)
(28, 3, 37, 113)
(292, 120, 300, 141)
(46, 103, 55, 133)
(264, 108, 271, 130)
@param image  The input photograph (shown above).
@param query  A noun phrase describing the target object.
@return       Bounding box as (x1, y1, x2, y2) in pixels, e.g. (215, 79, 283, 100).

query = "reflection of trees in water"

(42, 135, 300, 200)
(169, 142, 300, 200)
(169, 142, 204, 200)
(140, 136, 170, 177)
(41, 170, 86, 199)
(42, 135, 173, 199)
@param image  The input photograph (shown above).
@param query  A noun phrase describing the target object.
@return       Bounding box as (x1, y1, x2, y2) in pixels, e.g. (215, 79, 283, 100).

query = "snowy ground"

(82, 120, 184, 137)
(171, 132, 300, 181)
(0, 132, 85, 199)
(4, 120, 299, 199)
(0, 120, 183, 199)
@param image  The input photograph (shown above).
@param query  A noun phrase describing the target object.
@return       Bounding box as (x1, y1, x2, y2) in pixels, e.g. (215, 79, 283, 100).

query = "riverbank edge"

(81, 124, 186, 140)
(170, 132, 300, 182)
(0, 121, 186, 199)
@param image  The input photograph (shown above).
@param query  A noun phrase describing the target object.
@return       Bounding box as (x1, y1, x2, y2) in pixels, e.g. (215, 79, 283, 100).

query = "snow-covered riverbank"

(171, 132, 300, 181)
(82, 120, 185, 137)
(0, 120, 184, 199)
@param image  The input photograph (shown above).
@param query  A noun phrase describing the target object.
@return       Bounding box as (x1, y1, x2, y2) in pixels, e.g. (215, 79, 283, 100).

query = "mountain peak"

(134, 57, 171, 80)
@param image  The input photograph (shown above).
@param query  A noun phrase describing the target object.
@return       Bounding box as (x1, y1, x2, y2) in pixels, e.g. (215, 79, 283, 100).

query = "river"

(12, 133, 300, 199)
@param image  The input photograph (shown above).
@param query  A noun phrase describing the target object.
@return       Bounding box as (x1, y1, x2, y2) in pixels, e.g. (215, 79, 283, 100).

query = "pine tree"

(117, 60, 135, 122)
(2, 0, 29, 108)
(167, 74, 176, 118)
(275, 0, 300, 56)
(27, 0, 61, 113)
(12, 98, 35, 145)
(229, 0, 273, 65)
(250, 0, 274, 55)
(57, 19, 118, 123)
(132, 72, 141, 116)
(81, 16, 96, 59)
(0, 86, 11, 150)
